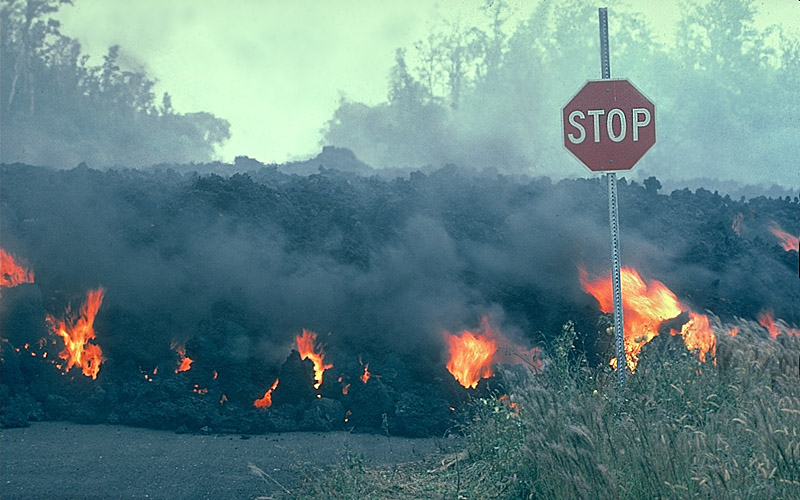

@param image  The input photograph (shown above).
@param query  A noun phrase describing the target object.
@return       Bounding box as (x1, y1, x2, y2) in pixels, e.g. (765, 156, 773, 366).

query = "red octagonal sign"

(562, 79, 656, 171)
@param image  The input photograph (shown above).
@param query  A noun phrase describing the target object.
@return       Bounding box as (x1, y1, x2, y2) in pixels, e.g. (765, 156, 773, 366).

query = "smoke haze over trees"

(324, 0, 800, 188)
(1, 0, 230, 167)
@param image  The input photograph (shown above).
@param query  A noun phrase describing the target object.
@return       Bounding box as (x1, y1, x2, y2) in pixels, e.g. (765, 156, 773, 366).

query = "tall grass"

(268, 317, 800, 499)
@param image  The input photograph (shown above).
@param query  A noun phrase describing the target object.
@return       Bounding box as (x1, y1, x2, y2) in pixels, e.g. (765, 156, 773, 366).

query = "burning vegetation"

(444, 318, 541, 389)
(580, 267, 716, 371)
(46, 288, 106, 380)
(1, 249, 34, 288)
(768, 221, 799, 252)
(171, 342, 194, 373)
(294, 329, 333, 390)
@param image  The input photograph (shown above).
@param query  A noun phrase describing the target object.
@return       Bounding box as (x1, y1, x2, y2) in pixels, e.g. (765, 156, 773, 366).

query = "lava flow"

(580, 267, 716, 372)
(254, 379, 279, 408)
(46, 287, 106, 379)
(768, 222, 799, 252)
(171, 341, 193, 373)
(1, 248, 34, 288)
(295, 329, 333, 390)
(444, 317, 540, 389)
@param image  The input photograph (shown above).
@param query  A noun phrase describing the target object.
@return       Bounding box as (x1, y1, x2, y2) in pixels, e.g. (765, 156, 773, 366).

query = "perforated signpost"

(562, 8, 656, 386)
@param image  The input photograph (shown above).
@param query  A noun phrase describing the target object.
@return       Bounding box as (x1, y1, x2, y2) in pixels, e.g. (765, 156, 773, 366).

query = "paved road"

(1, 422, 452, 499)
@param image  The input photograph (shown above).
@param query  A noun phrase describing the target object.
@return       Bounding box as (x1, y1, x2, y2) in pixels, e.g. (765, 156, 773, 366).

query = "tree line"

(1, 0, 230, 168)
(324, 0, 800, 187)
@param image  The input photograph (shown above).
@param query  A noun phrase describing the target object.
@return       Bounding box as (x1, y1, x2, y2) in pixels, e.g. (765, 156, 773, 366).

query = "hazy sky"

(56, 0, 800, 165)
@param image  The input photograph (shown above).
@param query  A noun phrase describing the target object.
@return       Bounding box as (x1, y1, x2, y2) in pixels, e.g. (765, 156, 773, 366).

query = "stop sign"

(562, 79, 656, 171)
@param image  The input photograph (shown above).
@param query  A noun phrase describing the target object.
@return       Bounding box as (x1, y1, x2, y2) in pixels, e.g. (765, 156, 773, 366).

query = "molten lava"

(295, 329, 333, 390)
(1, 248, 34, 288)
(580, 268, 716, 372)
(171, 342, 193, 373)
(46, 288, 105, 379)
(444, 317, 540, 389)
(254, 379, 279, 408)
(768, 222, 799, 252)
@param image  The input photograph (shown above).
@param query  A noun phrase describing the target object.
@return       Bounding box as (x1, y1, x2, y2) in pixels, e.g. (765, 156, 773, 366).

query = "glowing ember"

(295, 329, 333, 390)
(192, 384, 208, 395)
(342, 383, 350, 395)
(46, 288, 105, 379)
(254, 379, 279, 408)
(360, 363, 370, 384)
(768, 222, 799, 252)
(444, 317, 540, 389)
(728, 327, 738, 337)
(1, 249, 34, 288)
(580, 268, 717, 372)
(171, 342, 193, 373)
(758, 309, 800, 339)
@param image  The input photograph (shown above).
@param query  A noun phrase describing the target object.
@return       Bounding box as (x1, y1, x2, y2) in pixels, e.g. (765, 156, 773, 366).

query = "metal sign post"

(598, 7, 627, 386)
(561, 9, 656, 385)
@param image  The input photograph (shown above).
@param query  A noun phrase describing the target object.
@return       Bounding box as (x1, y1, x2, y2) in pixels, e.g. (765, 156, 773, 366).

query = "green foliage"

(0, 0, 230, 167)
(279, 323, 800, 499)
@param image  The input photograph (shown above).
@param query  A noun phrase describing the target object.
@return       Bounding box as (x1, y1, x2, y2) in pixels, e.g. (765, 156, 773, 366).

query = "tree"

(2, 0, 72, 115)
(1, 0, 231, 167)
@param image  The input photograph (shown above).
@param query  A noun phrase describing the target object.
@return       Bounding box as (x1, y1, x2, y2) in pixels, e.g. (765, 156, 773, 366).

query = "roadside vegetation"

(275, 319, 800, 499)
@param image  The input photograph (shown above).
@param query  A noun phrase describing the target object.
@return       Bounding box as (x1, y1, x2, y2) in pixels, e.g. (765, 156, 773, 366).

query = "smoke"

(4, 159, 796, 388)
(323, 0, 800, 190)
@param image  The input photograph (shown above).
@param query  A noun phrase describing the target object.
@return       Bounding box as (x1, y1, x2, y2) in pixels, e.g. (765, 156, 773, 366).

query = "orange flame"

(46, 288, 105, 379)
(444, 317, 540, 389)
(580, 268, 716, 372)
(758, 309, 800, 339)
(768, 222, 799, 252)
(359, 356, 370, 384)
(445, 327, 497, 389)
(1, 249, 34, 288)
(728, 327, 738, 337)
(254, 378, 279, 408)
(171, 342, 193, 373)
(295, 329, 333, 390)
(670, 312, 716, 363)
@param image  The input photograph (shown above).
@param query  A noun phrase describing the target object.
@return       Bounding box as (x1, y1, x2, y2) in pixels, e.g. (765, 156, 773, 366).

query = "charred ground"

(1, 154, 798, 435)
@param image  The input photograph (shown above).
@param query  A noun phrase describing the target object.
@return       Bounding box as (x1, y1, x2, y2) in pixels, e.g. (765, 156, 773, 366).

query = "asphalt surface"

(1, 422, 451, 500)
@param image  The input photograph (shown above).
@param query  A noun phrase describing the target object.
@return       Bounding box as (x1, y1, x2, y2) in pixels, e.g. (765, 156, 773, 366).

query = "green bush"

(273, 320, 800, 499)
